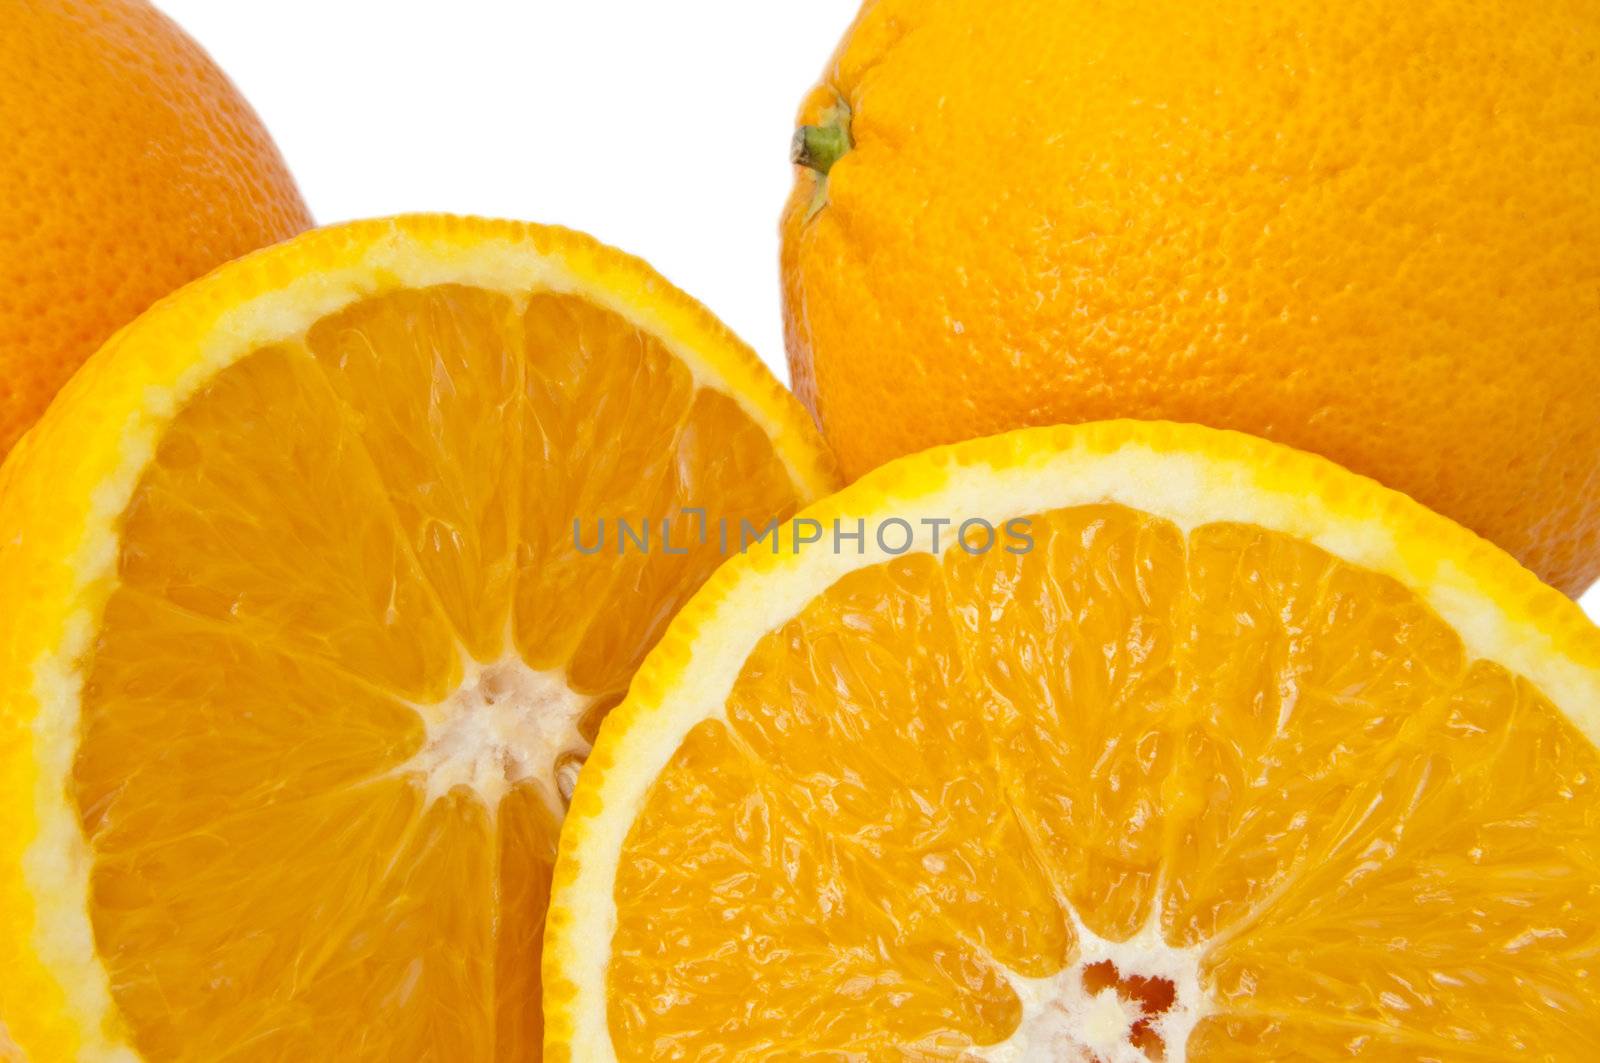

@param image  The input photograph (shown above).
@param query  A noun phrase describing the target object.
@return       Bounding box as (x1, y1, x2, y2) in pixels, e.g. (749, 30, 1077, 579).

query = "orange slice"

(0, 216, 837, 1061)
(545, 421, 1600, 1061)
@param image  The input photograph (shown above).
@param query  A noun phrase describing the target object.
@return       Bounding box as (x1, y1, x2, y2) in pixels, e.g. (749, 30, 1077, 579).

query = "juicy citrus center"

(973, 914, 1203, 1062)
(63, 275, 807, 1059)
(407, 659, 593, 812)
(605, 502, 1600, 1059)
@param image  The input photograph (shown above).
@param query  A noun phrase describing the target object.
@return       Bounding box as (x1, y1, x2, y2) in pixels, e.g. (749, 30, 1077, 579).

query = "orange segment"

(566, 386, 806, 696)
(117, 343, 460, 701)
(723, 556, 1071, 979)
(0, 217, 836, 1062)
(516, 291, 698, 675)
(88, 778, 424, 1058)
(1162, 523, 1474, 947)
(306, 285, 525, 663)
(284, 792, 498, 1061)
(496, 787, 561, 1060)
(74, 590, 423, 857)
(945, 507, 1187, 941)
(514, 293, 800, 697)
(609, 718, 1026, 1055)
(546, 422, 1600, 1061)
(1201, 661, 1600, 1055)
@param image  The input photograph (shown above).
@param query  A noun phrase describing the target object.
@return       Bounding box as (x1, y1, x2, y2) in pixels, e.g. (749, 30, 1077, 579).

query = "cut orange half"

(0, 215, 837, 1061)
(545, 421, 1600, 1061)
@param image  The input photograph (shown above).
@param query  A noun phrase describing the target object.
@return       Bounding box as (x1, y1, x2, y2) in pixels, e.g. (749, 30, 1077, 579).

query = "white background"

(158, 0, 1600, 619)
(157, 0, 858, 382)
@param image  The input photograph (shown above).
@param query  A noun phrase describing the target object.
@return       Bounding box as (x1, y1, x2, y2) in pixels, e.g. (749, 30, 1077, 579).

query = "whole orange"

(0, 0, 310, 457)
(782, 0, 1600, 594)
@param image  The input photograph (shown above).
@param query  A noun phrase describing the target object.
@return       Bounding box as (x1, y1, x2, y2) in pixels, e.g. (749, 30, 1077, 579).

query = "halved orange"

(545, 421, 1600, 1061)
(0, 216, 837, 1061)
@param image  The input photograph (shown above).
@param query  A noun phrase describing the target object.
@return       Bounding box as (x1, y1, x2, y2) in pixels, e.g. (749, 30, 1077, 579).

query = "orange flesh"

(72, 286, 804, 1061)
(610, 505, 1600, 1059)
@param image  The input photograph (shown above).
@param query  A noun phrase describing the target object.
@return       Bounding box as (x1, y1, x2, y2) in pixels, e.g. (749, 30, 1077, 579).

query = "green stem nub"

(792, 123, 851, 176)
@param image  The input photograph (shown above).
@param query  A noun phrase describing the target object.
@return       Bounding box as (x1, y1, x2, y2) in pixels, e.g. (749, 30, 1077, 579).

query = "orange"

(0, 0, 311, 458)
(781, 0, 1600, 595)
(0, 216, 836, 1061)
(545, 421, 1600, 1060)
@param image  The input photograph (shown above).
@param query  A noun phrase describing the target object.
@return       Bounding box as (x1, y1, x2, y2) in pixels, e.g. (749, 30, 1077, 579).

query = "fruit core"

(403, 656, 593, 814)
(973, 914, 1205, 1063)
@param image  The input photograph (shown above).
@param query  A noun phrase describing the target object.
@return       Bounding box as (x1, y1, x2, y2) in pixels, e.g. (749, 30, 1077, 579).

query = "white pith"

(549, 429, 1600, 1059)
(971, 911, 1206, 1063)
(402, 656, 593, 814)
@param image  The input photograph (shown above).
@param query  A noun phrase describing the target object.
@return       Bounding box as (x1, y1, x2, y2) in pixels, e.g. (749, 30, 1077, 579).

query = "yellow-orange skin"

(782, 0, 1600, 595)
(0, 0, 311, 457)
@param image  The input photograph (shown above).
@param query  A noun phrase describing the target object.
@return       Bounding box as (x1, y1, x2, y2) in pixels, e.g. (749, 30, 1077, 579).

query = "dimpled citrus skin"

(782, 0, 1600, 595)
(0, 0, 311, 457)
